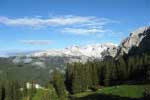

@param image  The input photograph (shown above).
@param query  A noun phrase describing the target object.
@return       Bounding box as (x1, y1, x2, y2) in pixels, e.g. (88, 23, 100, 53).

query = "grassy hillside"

(70, 85, 149, 100)
(31, 85, 149, 100)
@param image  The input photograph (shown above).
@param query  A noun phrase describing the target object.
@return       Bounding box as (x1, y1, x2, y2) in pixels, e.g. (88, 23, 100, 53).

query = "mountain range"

(29, 26, 150, 61)
(0, 26, 149, 85)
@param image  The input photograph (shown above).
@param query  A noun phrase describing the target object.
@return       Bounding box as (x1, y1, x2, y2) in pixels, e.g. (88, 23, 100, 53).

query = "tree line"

(65, 54, 150, 93)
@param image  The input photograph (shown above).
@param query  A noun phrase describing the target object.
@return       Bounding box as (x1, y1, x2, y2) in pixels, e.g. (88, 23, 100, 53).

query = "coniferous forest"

(66, 54, 150, 94)
(0, 53, 150, 100)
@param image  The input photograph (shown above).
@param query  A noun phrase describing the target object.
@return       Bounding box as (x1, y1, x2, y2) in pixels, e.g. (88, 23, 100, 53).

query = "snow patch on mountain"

(31, 42, 117, 59)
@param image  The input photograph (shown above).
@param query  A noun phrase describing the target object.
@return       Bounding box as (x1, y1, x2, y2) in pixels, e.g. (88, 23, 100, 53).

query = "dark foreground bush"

(143, 88, 150, 100)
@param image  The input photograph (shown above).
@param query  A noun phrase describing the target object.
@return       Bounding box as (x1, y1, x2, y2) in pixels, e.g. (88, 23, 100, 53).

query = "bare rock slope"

(116, 26, 150, 57)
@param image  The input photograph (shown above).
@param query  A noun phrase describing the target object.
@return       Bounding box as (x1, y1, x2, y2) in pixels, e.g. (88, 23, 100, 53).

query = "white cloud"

(62, 28, 108, 35)
(0, 15, 104, 26)
(21, 40, 53, 45)
(0, 15, 119, 35)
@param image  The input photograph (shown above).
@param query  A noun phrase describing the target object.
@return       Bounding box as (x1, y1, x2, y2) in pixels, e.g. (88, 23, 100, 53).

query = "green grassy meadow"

(70, 84, 149, 100)
(31, 84, 149, 100)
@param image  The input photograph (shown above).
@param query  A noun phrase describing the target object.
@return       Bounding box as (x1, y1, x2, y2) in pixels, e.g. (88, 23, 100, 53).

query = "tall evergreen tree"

(118, 57, 127, 80)
(51, 69, 67, 100)
(104, 62, 111, 86)
(28, 81, 36, 100)
(41, 84, 58, 100)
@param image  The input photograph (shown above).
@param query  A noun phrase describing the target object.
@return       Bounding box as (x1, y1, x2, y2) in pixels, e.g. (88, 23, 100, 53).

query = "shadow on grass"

(69, 93, 144, 100)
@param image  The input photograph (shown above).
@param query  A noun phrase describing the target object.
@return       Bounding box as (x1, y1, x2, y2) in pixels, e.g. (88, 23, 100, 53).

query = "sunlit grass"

(72, 84, 149, 98)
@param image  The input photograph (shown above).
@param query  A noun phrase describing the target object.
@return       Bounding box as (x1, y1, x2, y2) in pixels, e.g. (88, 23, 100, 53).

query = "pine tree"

(48, 84, 59, 100)
(91, 63, 99, 87)
(4, 81, 13, 100)
(111, 61, 118, 84)
(128, 57, 134, 79)
(65, 63, 73, 93)
(104, 62, 111, 86)
(71, 63, 82, 93)
(41, 84, 58, 100)
(51, 69, 67, 100)
(22, 82, 28, 99)
(11, 81, 21, 100)
(118, 57, 127, 80)
(85, 61, 93, 89)
(0, 83, 3, 100)
(27, 81, 36, 100)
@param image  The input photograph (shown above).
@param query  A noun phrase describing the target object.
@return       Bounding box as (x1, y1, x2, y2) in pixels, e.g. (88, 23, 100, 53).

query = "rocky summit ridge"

(116, 26, 150, 57)
(31, 42, 117, 59)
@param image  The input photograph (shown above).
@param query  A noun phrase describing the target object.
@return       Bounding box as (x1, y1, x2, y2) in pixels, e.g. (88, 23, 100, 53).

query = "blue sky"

(0, 0, 149, 52)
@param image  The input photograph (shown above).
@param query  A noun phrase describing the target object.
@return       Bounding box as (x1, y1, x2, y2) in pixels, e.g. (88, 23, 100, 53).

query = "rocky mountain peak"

(117, 26, 150, 56)
(31, 42, 117, 59)
(131, 26, 150, 36)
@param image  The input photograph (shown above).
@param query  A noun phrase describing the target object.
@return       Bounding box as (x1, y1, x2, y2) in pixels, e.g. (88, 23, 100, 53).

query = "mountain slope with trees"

(0, 26, 150, 100)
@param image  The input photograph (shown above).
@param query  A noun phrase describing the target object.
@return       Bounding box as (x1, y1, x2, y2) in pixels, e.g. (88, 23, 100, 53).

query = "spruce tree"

(51, 69, 67, 100)
(71, 63, 82, 93)
(118, 57, 127, 80)
(104, 63, 111, 86)
(0, 83, 2, 100)
(41, 84, 58, 100)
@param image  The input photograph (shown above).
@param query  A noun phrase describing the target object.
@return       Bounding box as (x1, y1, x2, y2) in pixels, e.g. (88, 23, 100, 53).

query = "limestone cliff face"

(116, 26, 150, 57)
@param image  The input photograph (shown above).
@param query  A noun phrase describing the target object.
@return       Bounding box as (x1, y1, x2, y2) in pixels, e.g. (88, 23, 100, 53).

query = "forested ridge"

(0, 53, 149, 100)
